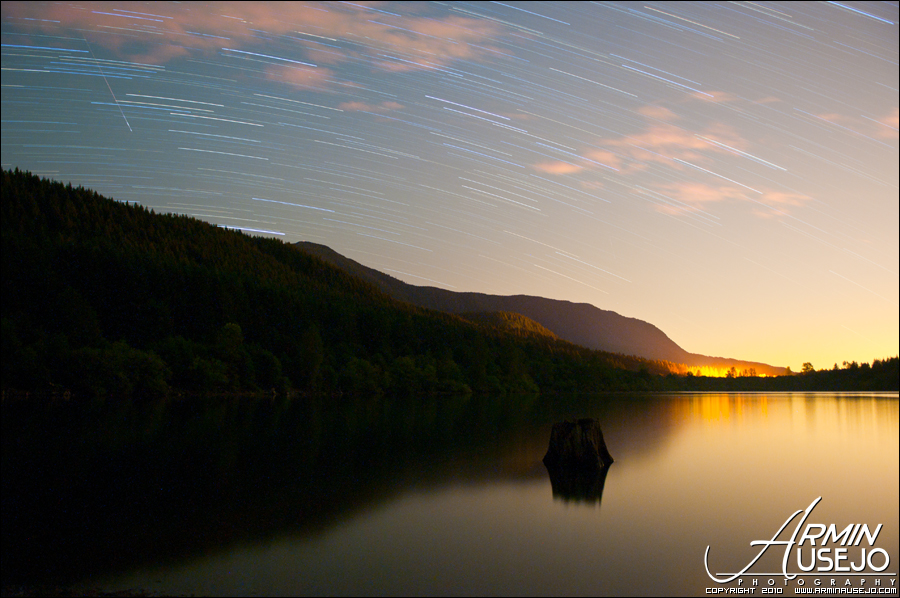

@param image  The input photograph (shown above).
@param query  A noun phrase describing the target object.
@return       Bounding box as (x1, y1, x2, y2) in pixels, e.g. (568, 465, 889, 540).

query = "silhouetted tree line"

(1, 169, 667, 399)
(788, 358, 898, 391)
(2, 169, 896, 399)
(652, 356, 897, 391)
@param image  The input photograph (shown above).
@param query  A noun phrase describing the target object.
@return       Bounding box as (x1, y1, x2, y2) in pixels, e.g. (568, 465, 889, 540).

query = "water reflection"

(545, 463, 611, 504)
(2, 392, 896, 595)
(1, 390, 561, 584)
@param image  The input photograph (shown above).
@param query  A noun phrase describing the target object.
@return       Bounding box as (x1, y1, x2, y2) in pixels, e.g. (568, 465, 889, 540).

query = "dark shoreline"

(2, 584, 157, 597)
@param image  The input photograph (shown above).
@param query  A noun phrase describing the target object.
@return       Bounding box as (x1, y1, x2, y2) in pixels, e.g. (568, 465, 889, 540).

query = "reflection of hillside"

(568, 395, 683, 464)
(545, 464, 611, 504)
(1, 392, 690, 585)
(416, 394, 691, 480)
(1, 392, 541, 584)
(27, 391, 886, 587)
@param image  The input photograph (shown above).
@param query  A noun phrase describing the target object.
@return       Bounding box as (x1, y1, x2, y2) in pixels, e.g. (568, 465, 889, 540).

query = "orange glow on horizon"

(666, 364, 770, 378)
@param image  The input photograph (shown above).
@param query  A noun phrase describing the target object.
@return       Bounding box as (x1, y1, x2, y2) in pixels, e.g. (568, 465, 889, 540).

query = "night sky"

(2, 1, 897, 370)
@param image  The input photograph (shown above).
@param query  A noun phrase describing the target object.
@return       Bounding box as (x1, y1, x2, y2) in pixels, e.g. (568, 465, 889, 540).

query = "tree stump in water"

(543, 418, 613, 471)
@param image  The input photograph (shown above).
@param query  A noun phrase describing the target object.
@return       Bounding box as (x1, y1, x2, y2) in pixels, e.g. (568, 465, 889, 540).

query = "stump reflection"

(545, 461, 611, 504)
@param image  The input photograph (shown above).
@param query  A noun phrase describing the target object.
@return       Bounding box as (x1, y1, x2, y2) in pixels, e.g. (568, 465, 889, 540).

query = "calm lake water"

(4, 392, 898, 596)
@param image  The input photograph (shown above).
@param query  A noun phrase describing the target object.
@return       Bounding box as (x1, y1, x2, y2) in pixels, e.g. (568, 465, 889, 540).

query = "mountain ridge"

(294, 241, 786, 376)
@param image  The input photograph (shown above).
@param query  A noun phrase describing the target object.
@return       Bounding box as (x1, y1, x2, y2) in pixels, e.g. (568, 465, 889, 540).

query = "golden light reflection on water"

(670, 392, 899, 439)
(95, 393, 898, 597)
(680, 392, 771, 423)
(657, 393, 898, 551)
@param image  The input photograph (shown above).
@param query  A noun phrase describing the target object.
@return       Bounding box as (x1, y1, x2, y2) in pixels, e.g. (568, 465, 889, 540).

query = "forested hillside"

(3, 169, 895, 398)
(294, 241, 787, 376)
(2, 168, 673, 399)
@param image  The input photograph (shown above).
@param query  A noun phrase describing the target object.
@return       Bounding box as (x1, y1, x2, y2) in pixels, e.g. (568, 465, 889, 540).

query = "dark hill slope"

(295, 241, 785, 376)
(2, 168, 678, 397)
(461, 311, 558, 340)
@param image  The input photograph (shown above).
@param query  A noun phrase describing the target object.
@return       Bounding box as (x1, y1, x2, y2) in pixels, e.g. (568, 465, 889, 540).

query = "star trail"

(2, 1, 897, 369)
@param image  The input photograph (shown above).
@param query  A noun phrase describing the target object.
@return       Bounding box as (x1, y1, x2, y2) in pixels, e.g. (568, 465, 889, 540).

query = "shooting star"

(83, 37, 132, 132)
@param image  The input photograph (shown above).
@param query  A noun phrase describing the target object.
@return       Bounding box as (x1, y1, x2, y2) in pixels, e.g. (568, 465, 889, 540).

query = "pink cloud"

(368, 14, 502, 72)
(636, 105, 679, 121)
(882, 107, 900, 129)
(530, 113, 747, 176)
(337, 100, 404, 112)
(522, 97, 816, 221)
(689, 91, 738, 103)
(688, 91, 786, 106)
(758, 191, 810, 208)
(655, 182, 745, 205)
(265, 64, 335, 90)
(583, 149, 623, 170)
(1, 1, 505, 83)
(646, 183, 812, 217)
(815, 113, 845, 123)
(626, 124, 706, 152)
(808, 108, 900, 141)
(609, 123, 746, 172)
(875, 107, 899, 139)
(532, 161, 583, 175)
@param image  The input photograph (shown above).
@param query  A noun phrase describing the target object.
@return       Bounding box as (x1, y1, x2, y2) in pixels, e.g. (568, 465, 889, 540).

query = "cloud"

(636, 182, 740, 217)
(366, 14, 503, 72)
(636, 105, 679, 121)
(599, 122, 746, 173)
(882, 107, 900, 129)
(645, 183, 812, 217)
(265, 64, 335, 90)
(654, 181, 746, 205)
(689, 91, 786, 106)
(814, 113, 844, 123)
(875, 107, 899, 140)
(757, 191, 811, 208)
(528, 104, 814, 219)
(1, 1, 505, 84)
(743, 191, 812, 218)
(532, 161, 583, 175)
(337, 101, 404, 112)
(807, 109, 900, 142)
(621, 124, 712, 164)
(689, 91, 738, 103)
(507, 112, 534, 121)
(583, 149, 623, 171)
(530, 114, 748, 177)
